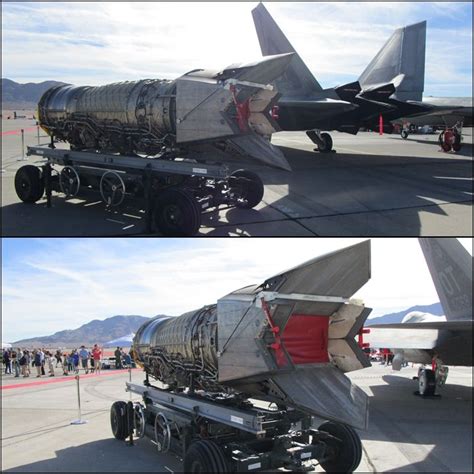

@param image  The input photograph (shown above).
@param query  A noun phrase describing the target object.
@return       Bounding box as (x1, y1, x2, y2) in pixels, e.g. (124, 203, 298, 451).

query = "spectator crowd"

(2, 346, 133, 378)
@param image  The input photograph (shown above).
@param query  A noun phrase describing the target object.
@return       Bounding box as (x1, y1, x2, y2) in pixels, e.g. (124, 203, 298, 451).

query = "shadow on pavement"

(3, 437, 182, 472)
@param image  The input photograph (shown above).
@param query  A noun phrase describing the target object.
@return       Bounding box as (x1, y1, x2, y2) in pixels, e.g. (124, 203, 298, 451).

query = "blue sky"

(2, 2, 472, 97)
(2, 238, 472, 343)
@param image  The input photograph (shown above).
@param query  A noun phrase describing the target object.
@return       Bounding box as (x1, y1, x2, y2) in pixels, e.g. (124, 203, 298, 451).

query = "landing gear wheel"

(154, 188, 201, 236)
(316, 421, 362, 473)
(59, 166, 80, 197)
(100, 171, 126, 207)
(110, 401, 128, 440)
(184, 440, 230, 473)
(230, 169, 264, 209)
(319, 133, 333, 153)
(15, 165, 45, 203)
(401, 130, 409, 139)
(418, 368, 436, 396)
(453, 133, 462, 152)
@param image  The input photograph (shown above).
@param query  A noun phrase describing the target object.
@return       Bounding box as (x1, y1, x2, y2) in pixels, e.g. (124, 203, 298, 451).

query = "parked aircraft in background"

(366, 238, 472, 397)
(252, 2, 429, 152)
(252, 3, 473, 153)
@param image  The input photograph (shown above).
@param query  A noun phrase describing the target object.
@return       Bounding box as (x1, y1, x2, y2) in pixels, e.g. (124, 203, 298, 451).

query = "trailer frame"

(17, 145, 264, 235)
(111, 381, 363, 473)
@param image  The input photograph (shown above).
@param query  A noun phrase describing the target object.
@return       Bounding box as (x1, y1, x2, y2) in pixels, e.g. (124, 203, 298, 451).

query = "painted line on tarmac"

(1, 126, 39, 136)
(1, 368, 141, 390)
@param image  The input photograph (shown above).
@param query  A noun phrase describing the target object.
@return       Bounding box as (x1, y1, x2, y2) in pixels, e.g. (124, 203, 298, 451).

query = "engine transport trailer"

(111, 380, 363, 473)
(109, 243, 373, 472)
(15, 144, 264, 236)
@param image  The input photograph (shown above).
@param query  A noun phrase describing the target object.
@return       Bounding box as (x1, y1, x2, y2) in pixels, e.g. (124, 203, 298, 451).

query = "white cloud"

(2, 238, 472, 343)
(2, 2, 471, 95)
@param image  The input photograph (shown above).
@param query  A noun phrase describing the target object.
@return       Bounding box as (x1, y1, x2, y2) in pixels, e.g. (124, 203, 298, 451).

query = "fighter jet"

(251, 2, 430, 152)
(365, 238, 473, 397)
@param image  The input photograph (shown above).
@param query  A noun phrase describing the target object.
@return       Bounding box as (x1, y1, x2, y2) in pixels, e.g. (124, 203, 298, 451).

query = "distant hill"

(2, 78, 69, 109)
(367, 302, 443, 326)
(12, 315, 170, 347)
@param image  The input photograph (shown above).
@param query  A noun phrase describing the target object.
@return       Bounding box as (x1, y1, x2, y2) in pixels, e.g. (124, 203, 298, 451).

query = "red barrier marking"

(1, 368, 141, 390)
(1, 126, 39, 136)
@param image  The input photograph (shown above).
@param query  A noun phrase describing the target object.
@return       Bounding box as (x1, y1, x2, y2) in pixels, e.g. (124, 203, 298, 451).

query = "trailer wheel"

(15, 165, 45, 203)
(184, 440, 230, 473)
(418, 368, 436, 396)
(401, 130, 409, 139)
(230, 169, 264, 209)
(154, 188, 201, 236)
(317, 421, 362, 473)
(110, 401, 128, 440)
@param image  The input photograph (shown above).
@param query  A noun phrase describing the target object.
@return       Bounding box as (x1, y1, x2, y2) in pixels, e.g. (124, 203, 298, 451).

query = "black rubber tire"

(319, 133, 333, 153)
(230, 169, 264, 209)
(183, 440, 230, 473)
(418, 368, 436, 396)
(110, 401, 128, 440)
(401, 130, 409, 139)
(317, 421, 362, 473)
(154, 188, 201, 236)
(453, 133, 462, 152)
(14, 165, 45, 203)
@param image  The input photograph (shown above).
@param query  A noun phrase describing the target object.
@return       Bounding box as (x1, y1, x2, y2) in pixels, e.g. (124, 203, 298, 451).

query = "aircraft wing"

(402, 100, 473, 126)
(365, 320, 473, 350)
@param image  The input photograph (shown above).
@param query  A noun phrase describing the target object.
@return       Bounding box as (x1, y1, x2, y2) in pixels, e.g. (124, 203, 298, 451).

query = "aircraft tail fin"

(419, 238, 473, 322)
(252, 2, 323, 98)
(359, 21, 426, 101)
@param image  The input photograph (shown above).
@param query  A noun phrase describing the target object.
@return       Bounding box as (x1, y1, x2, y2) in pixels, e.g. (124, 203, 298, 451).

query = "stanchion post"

(71, 375, 88, 425)
(17, 129, 26, 161)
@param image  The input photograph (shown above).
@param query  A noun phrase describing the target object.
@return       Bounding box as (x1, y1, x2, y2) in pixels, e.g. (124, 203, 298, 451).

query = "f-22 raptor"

(252, 2, 430, 152)
(366, 238, 473, 397)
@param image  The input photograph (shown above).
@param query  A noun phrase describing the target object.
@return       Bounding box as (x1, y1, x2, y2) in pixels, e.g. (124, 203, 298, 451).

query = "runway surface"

(1, 364, 472, 472)
(2, 119, 472, 236)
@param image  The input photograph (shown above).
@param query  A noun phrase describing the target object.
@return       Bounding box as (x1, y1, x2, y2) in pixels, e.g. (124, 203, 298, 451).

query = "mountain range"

(2, 78, 68, 109)
(13, 315, 157, 347)
(11, 303, 443, 347)
(366, 302, 443, 326)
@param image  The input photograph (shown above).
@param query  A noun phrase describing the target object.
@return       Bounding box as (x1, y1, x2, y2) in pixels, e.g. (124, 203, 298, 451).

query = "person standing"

(72, 350, 80, 374)
(39, 349, 45, 375)
(12, 349, 20, 377)
(34, 350, 42, 377)
(92, 344, 102, 374)
(79, 346, 89, 374)
(3, 350, 11, 374)
(55, 349, 62, 368)
(114, 347, 122, 369)
(46, 351, 55, 376)
(62, 352, 69, 376)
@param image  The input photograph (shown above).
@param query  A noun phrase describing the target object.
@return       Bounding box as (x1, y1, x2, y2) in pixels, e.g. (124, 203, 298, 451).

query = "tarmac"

(1, 364, 472, 472)
(2, 119, 472, 236)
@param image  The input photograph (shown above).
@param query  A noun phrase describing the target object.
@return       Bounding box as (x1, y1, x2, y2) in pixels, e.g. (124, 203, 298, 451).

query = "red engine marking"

(275, 314, 329, 367)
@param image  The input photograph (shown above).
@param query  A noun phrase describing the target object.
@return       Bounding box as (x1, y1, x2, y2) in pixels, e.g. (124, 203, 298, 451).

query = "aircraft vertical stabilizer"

(359, 21, 426, 101)
(252, 2, 323, 98)
(419, 238, 473, 322)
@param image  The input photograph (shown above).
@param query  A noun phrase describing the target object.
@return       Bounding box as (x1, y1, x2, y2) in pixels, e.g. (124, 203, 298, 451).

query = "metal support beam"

(26, 146, 230, 179)
(255, 291, 349, 307)
(126, 383, 272, 436)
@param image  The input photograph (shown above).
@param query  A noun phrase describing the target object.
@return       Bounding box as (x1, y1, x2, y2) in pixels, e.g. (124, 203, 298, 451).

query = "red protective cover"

(275, 314, 329, 367)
